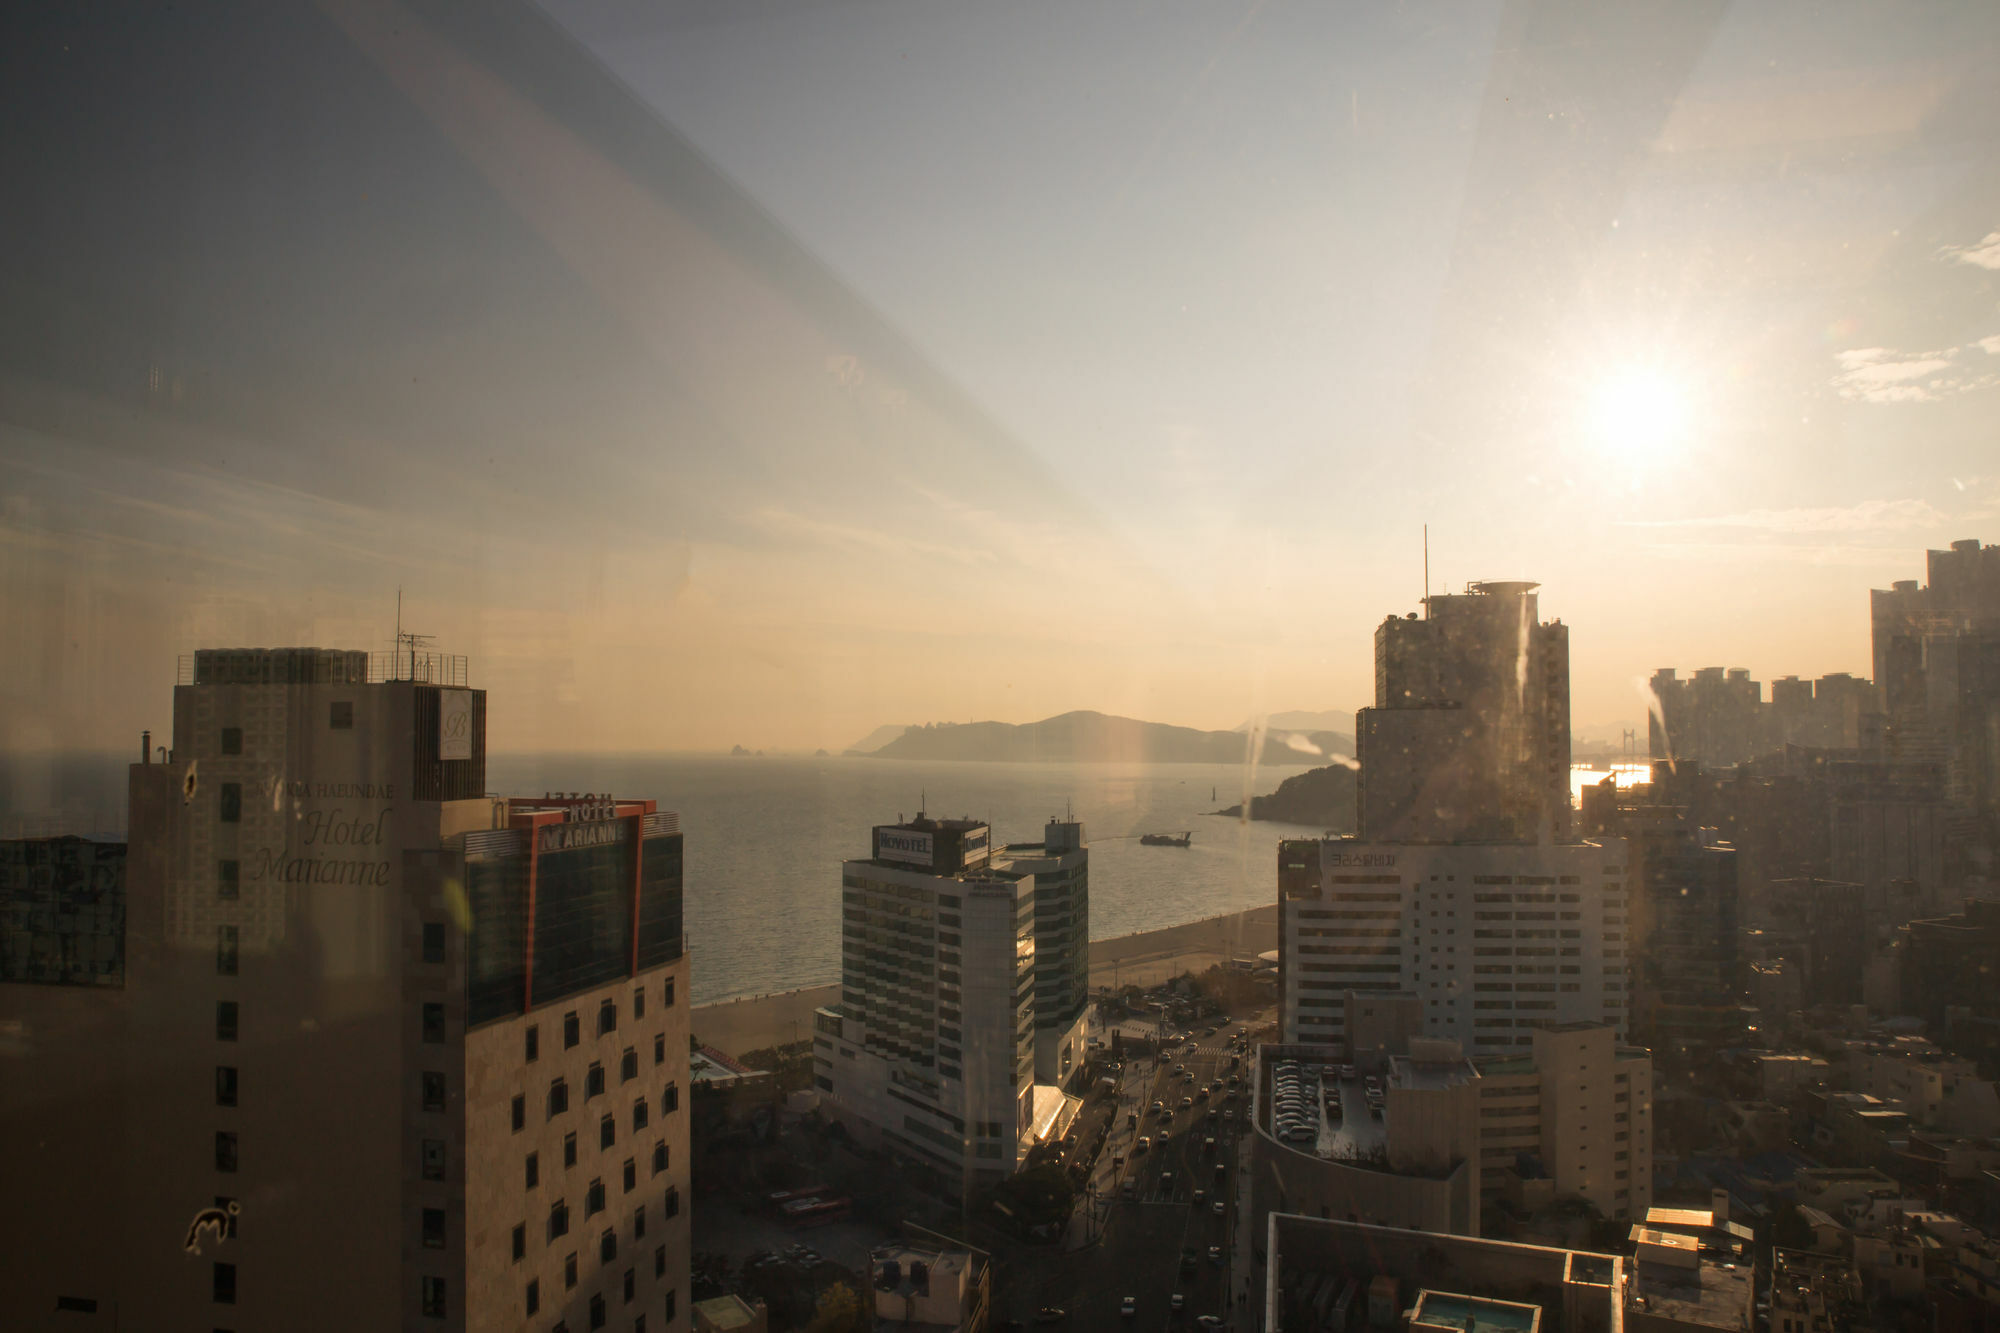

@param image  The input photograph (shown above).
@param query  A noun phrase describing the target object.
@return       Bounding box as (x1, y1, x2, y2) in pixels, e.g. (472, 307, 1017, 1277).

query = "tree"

(806, 1282, 868, 1333)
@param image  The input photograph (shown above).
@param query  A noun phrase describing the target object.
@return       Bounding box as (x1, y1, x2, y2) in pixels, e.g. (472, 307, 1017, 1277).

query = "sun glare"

(1583, 366, 1692, 462)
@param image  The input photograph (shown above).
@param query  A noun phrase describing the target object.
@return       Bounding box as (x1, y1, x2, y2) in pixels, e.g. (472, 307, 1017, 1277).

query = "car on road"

(1223, 1109, 1234, 1121)
(1170, 1293, 1185, 1311)
(1208, 1245, 1224, 1265)
(1120, 1296, 1137, 1319)
(1136, 1135, 1151, 1153)
(1204, 1135, 1217, 1153)
(1161, 1171, 1174, 1190)
(1213, 1199, 1226, 1216)
(1152, 1100, 1165, 1112)
(1179, 1247, 1198, 1273)
(1035, 1309, 1067, 1324)
(1193, 1188, 1205, 1205)
(1181, 1096, 1193, 1109)
(1197, 1316, 1226, 1329)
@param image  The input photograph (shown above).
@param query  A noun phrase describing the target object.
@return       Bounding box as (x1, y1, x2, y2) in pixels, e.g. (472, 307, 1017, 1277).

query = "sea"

(3, 751, 1329, 1006)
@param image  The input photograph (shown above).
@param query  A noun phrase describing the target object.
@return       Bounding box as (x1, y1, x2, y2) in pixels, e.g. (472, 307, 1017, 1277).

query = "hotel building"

(815, 815, 1084, 1188)
(0, 647, 689, 1333)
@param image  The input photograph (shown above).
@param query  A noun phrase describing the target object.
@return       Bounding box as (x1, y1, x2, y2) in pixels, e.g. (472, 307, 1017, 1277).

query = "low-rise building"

(1264, 1212, 1753, 1333)
(866, 1240, 989, 1333)
(1477, 1023, 1654, 1219)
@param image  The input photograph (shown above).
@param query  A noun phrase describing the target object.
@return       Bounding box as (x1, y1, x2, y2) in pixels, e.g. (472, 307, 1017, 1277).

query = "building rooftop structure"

(1265, 1213, 1622, 1333)
(868, 1240, 988, 1333)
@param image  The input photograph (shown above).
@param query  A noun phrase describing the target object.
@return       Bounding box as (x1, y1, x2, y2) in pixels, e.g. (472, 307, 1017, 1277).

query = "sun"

(1583, 366, 1693, 461)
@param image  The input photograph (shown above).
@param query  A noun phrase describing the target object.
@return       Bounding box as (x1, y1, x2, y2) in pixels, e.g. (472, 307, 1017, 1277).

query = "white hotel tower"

(815, 814, 1086, 1189)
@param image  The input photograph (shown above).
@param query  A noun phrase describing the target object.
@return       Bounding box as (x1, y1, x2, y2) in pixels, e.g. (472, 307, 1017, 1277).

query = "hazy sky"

(4, 0, 1999, 754)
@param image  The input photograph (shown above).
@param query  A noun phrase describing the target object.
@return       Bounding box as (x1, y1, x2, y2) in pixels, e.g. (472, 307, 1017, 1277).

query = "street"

(994, 1009, 1268, 1330)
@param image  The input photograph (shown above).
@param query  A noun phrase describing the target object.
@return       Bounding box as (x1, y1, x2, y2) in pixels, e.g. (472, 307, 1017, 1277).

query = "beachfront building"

(815, 814, 1082, 1189)
(1277, 836, 1630, 1056)
(995, 818, 1090, 1086)
(0, 647, 691, 1332)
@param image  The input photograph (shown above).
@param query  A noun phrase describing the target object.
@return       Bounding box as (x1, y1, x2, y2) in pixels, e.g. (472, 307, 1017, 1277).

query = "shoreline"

(691, 901, 1277, 1057)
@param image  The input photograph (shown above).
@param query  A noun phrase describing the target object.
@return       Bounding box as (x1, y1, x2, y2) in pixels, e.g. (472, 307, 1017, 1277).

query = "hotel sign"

(439, 689, 473, 761)
(878, 829, 934, 867)
(539, 819, 631, 854)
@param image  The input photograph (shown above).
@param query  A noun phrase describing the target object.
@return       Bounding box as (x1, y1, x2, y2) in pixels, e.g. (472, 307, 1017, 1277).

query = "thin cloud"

(1832, 344, 1999, 403)
(1626, 498, 1946, 534)
(1941, 229, 2000, 270)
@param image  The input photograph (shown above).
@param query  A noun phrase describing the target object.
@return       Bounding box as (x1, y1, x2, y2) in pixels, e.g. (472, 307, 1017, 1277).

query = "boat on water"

(1140, 832, 1193, 847)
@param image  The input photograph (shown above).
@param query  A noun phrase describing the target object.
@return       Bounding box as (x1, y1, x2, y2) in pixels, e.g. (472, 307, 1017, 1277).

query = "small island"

(1212, 762, 1359, 833)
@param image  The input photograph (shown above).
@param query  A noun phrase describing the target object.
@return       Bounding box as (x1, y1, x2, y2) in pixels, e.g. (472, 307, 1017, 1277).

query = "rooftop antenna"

(394, 588, 435, 682)
(1423, 524, 1430, 619)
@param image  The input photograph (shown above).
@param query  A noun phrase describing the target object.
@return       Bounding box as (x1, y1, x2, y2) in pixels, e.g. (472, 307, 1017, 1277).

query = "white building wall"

(1283, 839, 1630, 1059)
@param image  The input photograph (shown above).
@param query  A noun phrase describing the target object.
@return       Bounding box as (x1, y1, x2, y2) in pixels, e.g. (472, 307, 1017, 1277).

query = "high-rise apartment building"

(994, 818, 1089, 1085)
(1287, 578, 1627, 1058)
(1648, 668, 1885, 768)
(0, 647, 690, 1333)
(1358, 581, 1571, 843)
(1277, 837, 1630, 1056)
(816, 814, 1084, 1187)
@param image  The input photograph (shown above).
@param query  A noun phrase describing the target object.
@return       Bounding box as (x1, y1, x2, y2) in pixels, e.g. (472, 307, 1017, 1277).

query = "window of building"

(215, 1065, 237, 1107)
(633, 1099, 648, 1132)
(653, 1034, 665, 1066)
(564, 1012, 580, 1048)
(586, 1063, 605, 1098)
(623, 1157, 636, 1192)
(215, 1131, 238, 1173)
(422, 1139, 446, 1182)
(565, 1253, 578, 1290)
(526, 1152, 539, 1189)
(621, 1048, 638, 1082)
(586, 1178, 606, 1215)
(547, 1199, 569, 1240)
(564, 1131, 578, 1167)
(421, 1071, 446, 1112)
(218, 859, 239, 900)
(420, 1276, 446, 1319)
(634, 986, 645, 1019)
(600, 1114, 616, 1150)
(623, 1267, 635, 1302)
(663, 1186, 679, 1219)
(654, 1244, 666, 1278)
(512, 1094, 526, 1131)
(526, 1278, 540, 1315)
(599, 1000, 617, 1035)
(634, 1204, 647, 1239)
(663, 978, 675, 1007)
(652, 1142, 667, 1176)
(422, 1207, 445, 1249)
(512, 1222, 526, 1261)
(219, 783, 241, 823)
(422, 1003, 446, 1044)
(663, 1291, 676, 1321)
(214, 1195, 239, 1239)
(601, 1229, 617, 1263)
(548, 1078, 569, 1118)
(589, 1294, 606, 1331)
(329, 701, 353, 729)
(422, 922, 446, 964)
(216, 925, 238, 975)
(213, 1262, 236, 1305)
(636, 1317, 647, 1333)
(219, 726, 242, 754)
(661, 1083, 678, 1114)
(525, 1024, 539, 1063)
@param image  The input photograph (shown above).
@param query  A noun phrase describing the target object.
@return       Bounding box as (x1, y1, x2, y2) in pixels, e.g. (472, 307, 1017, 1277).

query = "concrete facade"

(1278, 838, 1631, 1057)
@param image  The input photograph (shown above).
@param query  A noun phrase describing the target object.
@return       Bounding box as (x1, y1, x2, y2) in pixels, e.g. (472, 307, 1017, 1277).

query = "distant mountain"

(1236, 709, 1355, 739)
(865, 710, 1348, 765)
(842, 723, 912, 756)
(1212, 762, 1359, 832)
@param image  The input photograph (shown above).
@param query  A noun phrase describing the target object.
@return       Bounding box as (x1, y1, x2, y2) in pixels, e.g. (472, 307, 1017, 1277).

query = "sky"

(3, 0, 1999, 755)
